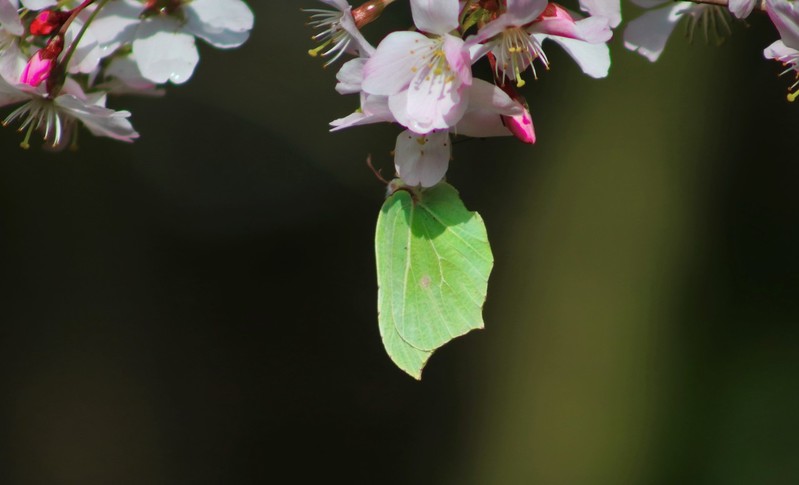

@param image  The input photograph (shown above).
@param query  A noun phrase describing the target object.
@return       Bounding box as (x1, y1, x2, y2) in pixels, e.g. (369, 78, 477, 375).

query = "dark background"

(0, 2, 797, 483)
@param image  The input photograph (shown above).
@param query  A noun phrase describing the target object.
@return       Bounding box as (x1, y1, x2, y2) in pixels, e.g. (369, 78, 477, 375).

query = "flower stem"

(52, 0, 112, 96)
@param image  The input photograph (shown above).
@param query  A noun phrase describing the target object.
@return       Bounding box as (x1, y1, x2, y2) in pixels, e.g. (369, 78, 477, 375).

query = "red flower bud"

(29, 10, 70, 36)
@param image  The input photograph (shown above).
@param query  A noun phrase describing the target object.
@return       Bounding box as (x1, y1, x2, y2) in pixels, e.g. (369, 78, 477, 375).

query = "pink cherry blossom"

(361, 0, 472, 134)
(468, 0, 613, 86)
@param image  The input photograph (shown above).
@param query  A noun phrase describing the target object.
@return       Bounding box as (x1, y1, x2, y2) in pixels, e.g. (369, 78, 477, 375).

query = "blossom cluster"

(307, 0, 620, 188)
(0, 0, 253, 149)
(309, 0, 799, 188)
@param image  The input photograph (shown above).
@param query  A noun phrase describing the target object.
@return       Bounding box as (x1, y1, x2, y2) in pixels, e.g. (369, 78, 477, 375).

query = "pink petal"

(410, 0, 460, 35)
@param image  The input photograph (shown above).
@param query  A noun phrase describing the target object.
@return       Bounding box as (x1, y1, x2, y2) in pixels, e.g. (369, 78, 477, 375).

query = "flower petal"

(0, 69, 30, 106)
(184, 0, 254, 49)
(766, 0, 799, 49)
(363, 31, 430, 96)
(90, 0, 140, 50)
(579, 0, 622, 28)
(410, 0, 460, 35)
(330, 94, 393, 131)
(0, 0, 23, 36)
(507, 0, 550, 24)
(623, 2, 693, 62)
(455, 79, 523, 138)
(335, 57, 366, 94)
(20, 0, 56, 10)
(535, 33, 611, 78)
(133, 16, 199, 84)
(763, 38, 799, 68)
(55, 94, 139, 142)
(530, 5, 612, 43)
(729, 0, 757, 18)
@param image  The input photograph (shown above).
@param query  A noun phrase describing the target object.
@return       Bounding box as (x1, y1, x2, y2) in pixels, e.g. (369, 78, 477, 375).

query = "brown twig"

(366, 155, 390, 185)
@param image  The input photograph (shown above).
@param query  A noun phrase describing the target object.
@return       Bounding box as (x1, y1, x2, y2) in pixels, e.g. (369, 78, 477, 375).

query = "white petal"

(55, 94, 139, 142)
(623, 3, 693, 62)
(0, 0, 23, 36)
(455, 79, 522, 138)
(330, 94, 393, 130)
(579, 0, 623, 28)
(20, 0, 56, 10)
(0, 69, 29, 106)
(335, 57, 366, 94)
(105, 55, 161, 93)
(0, 34, 26, 82)
(394, 129, 451, 187)
(763, 39, 799, 65)
(184, 0, 253, 48)
(90, 0, 141, 50)
(469, 79, 522, 115)
(729, 0, 757, 18)
(536, 34, 611, 78)
(133, 17, 199, 84)
(65, 17, 104, 74)
(410, 0, 460, 35)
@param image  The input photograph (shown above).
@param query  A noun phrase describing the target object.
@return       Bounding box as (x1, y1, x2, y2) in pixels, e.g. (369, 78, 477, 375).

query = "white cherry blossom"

(91, 0, 253, 84)
(0, 74, 138, 148)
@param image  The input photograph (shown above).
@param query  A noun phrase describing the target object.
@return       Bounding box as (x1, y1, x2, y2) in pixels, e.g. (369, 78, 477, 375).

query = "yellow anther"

(307, 43, 327, 57)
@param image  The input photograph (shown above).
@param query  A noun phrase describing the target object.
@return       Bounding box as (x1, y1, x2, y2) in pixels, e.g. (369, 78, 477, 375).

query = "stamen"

(408, 40, 457, 98)
(20, 123, 34, 149)
(495, 27, 546, 87)
(683, 6, 732, 46)
(304, 8, 354, 67)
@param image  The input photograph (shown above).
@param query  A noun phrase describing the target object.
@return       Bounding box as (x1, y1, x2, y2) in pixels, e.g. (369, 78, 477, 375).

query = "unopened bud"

(503, 108, 536, 144)
(20, 36, 63, 88)
(352, 0, 394, 29)
(29, 10, 70, 36)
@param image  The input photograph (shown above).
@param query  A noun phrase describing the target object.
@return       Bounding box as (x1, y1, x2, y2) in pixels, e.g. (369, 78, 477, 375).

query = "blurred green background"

(0, 2, 797, 484)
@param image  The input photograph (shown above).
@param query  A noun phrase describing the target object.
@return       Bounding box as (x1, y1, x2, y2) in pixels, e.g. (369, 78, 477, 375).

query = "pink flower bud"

(503, 109, 536, 144)
(20, 52, 54, 87)
(20, 36, 64, 88)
